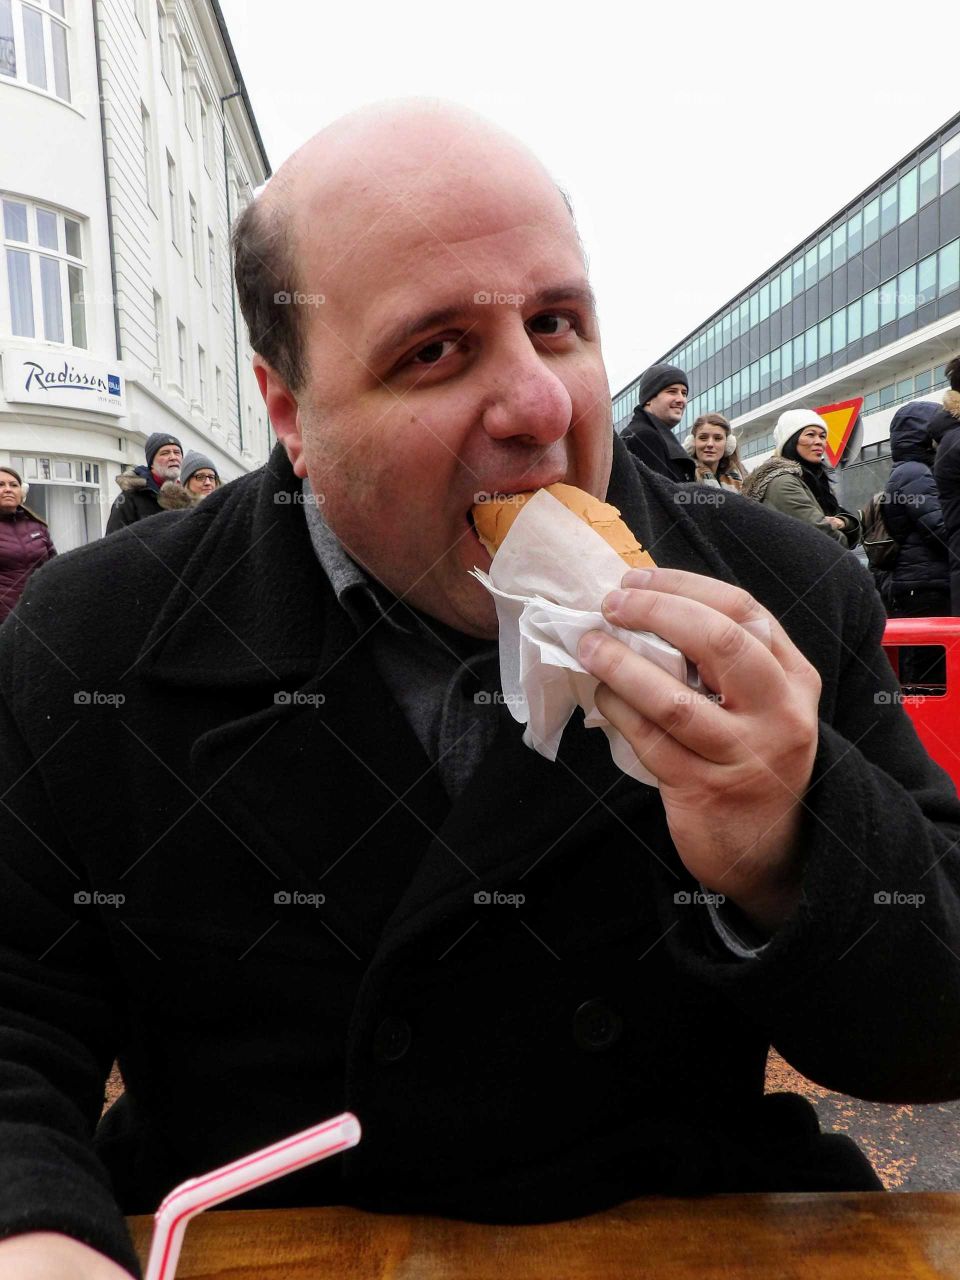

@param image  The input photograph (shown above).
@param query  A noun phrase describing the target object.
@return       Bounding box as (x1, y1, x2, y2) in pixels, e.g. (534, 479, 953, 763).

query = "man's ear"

(253, 355, 307, 478)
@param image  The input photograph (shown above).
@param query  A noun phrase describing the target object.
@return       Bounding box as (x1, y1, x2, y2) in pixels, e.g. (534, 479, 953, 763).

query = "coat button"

(373, 1016, 412, 1064)
(573, 999, 623, 1052)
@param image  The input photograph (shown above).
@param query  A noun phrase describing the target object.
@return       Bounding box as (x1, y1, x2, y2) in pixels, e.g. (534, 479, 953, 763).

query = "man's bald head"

(232, 99, 580, 393)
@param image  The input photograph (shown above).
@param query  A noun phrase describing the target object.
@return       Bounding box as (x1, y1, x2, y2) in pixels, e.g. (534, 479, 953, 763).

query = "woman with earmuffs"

(0, 466, 57, 625)
(682, 413, 748, 492)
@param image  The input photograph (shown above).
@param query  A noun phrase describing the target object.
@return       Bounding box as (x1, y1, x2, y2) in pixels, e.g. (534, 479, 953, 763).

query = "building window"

(179, 50, 192, 133)
(0, 0, 71, 101)
(157, 0, 169, 84)
(197, 344, 205, 409)
(189, 193, 200, 279)
(847, 297, 862, 343)
(200, 96, 212, 173)
(792, 258, 804, 295)
(141, 103, 154, 209)
(207, 226, 217, 304)
(897, 265, 916, 317)
(916, 369, 932, 394)
(879, 279, 897, 326)
(2, 196, 85, 345)
(804, 326, 817, 366)
(941, 135, 960, 194)
(863, 196, 880, 247)
(919, 154, 938, 207)
(940, 239, 960, 295)
(879, 185, 897, 236)
(847, 209, 863, 257)
(166, 151, 179, 247)
(862, 288, 879, 336)
(780, 339, 792, 379)
(804, 245, 817, 291)
(793, 333, 804, 371)
(918, 252, 937, 305)
(832, 223, 846, 271)
(176, 317, 186, 391)
(759, 283, 769, 323)
(779, 264, 792, 307)
(748, 292, 759, 329)
(898, 167, 918, 223)
(818, 317, 831, 357)
(817, 235, 831, 281)
(769, 274, 780, 312)
(831, 308, 846, 352)
(152, 289, 163, 382)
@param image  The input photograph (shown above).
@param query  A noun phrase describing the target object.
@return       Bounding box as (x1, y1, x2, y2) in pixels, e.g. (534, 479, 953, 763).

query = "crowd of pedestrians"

(621, 355, 960, 629)
(0, 434, 221, 620)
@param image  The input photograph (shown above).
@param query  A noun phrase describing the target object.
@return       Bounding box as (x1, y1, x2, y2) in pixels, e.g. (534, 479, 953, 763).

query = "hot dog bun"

(472, 483, 655, 568)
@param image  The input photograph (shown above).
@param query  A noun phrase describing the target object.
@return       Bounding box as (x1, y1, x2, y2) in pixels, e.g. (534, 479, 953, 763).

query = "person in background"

(0, 467, 56, 625)
(742, 409, 860, 548)
(180, 451, 221, 500)
(881, 401, 950, 618)
(930, 355, 960, 614)
(682, 413, 747, 491)
(620, 364, 696, 482)
(105, 434, 193, 534)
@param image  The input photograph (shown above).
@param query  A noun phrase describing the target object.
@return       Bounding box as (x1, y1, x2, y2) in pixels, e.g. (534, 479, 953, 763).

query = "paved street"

(766, 1050, 960, 1190)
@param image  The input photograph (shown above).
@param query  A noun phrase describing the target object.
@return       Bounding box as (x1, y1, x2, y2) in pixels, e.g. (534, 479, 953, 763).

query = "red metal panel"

(882, 618, 960, 796)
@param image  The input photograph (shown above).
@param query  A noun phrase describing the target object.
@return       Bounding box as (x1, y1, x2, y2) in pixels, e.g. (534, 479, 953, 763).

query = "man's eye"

(412, 338, 459, 365)
(528, 314, 574, 337)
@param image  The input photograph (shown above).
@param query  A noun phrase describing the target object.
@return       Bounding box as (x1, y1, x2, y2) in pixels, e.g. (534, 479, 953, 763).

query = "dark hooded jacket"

(105, 466, 197, 534)
(881, 401, 950, 610)
(620, 408, 696, 483)
(0, 505, 56, 624)
(931, 389, 960, 613)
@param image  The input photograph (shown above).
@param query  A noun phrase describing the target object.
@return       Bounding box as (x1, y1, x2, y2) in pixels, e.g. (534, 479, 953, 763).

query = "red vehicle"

(882, 618, 960, 796)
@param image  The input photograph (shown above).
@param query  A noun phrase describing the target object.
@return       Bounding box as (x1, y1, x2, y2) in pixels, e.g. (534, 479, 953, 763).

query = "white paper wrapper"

(470, 489, 703, 787)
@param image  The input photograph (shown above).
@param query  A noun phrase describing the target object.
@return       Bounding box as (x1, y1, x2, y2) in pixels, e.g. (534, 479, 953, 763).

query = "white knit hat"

(774, 408, 828, 455)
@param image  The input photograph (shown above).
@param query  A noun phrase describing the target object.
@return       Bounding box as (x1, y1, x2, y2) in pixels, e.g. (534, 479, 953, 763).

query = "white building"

(0, 0, 271, 551)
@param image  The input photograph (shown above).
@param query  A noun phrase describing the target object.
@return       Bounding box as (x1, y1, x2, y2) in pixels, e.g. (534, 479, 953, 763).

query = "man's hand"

(578, 567, 822, 934)
(0, 1233, 132, 1278)
(825, 516, 846, 530)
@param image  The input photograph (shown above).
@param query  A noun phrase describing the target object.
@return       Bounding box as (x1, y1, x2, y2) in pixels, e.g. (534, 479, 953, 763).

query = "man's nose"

(479, 344, 573, 446)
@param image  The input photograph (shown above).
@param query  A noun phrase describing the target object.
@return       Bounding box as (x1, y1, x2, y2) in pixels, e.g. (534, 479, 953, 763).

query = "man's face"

(646, 384, 687, 426)
(152, 445, 182, 480)
(284, 183, 612, 639)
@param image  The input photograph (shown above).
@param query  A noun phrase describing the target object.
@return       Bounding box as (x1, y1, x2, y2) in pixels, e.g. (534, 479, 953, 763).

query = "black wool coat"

(932, 390, 960, 613)
(105, 466, 195, 534)
(3, 440, 960, 1277)
(620, 408, 696, 482)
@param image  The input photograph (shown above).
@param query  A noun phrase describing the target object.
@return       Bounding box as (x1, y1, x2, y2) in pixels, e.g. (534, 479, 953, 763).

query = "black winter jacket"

(620, 408, 696, 482)
(883, 401, 950, 606)
(3, 440, 960, 1276)
(105, 466, 196, 534)
(931, 389, 960, 613)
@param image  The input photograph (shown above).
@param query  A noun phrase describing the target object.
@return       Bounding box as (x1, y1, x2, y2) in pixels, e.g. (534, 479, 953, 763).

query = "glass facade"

(613, 118, 960, 431)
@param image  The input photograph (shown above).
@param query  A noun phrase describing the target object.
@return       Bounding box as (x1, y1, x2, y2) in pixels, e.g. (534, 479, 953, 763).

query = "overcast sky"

(218, 0, 957, 398)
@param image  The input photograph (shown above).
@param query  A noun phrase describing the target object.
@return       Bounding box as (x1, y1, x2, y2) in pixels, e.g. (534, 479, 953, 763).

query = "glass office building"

(613, 111, 960, 513)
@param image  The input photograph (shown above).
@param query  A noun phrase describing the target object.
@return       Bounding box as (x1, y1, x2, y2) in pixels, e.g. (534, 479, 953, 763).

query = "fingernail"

(621, 569, 653, 588)
(579, 631, 603, 663)
(603, 589, 629, 617)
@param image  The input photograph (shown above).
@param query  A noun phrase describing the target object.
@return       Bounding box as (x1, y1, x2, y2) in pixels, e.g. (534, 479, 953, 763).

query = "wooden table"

(128, 1192, 960, 1278)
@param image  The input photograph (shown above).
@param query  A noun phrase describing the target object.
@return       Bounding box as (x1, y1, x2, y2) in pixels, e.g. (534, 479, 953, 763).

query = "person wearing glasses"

(180, 451, 221, 500)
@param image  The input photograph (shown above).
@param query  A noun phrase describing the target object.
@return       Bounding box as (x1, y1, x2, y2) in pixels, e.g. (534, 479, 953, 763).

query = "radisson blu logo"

(23, 359, 122, 397)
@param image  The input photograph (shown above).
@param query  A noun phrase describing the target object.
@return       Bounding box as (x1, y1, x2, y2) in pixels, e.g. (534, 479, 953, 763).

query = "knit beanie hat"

(145, 432, 182, 467)
(638, 364, 688, 409)
(180, 450, 219, 485)
(773, 409, 828, 455)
